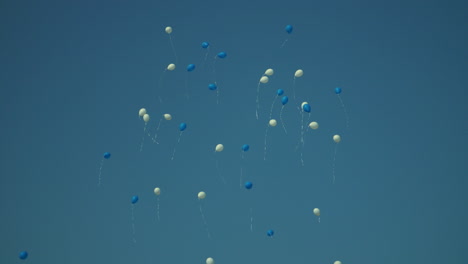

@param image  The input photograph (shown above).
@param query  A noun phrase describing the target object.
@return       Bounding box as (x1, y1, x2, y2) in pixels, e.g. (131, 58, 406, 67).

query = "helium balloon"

(167, 63, 176, 71)
(245, 181, 253, 189)
(313, 208, 320, 216)
(281, 96, 289, 105)
(267, 229, 274, 237)
(154, 187, 161, 196)
(164, 114, 172, 120)
(285, 25, 293, 34)
(264, 68, 274, 76)
(198, 191, 206, 200)
(309, 122, 319, 130)
(295, 69, 303, 78)
(138, 108, 147, 117)
(269, 119, 277, 127)
(260, 76, 269, 84)
(206, 257, 215, 264)
(202, 42, 210, 48)
(302, 103, 311, 113)
(165, 26, 172, 34)
(215, 144, 224, 152)
(333, 135, 341, 143)
(208, 83, 217, 90)
(217, 52, 227, 58)
(131, 195, 139, 204)
(103, 152, 111, 159)
(242, 144, 250, 152)
(334, 261, 342, 264)
(187, 64, 195, 72)
(179, 123, 187, 131)
(335, 87, 342, 94)
(277, 89, 284, 96)
(19, 251, 28, 260)
(143, 114, 150, 123)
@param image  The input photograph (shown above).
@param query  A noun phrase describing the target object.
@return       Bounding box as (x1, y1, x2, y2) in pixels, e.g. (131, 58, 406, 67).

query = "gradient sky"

(1, 0, 467, 263)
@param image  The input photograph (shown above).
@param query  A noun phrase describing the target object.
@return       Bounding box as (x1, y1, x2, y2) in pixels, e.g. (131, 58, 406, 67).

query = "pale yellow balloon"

(143, 114, 150, 123)
(206, 257, 215, 264)
(334, 261, 342, 264)
(198, 191, 206, 200)
(264, 68, 274, 76)
(139, 108, 147, 117)
(309, 122, 319, 130)
(333, 135, 341, 143)
(167, 63, 176, 71)
(165, 26, 172, 34)
(269, 119, 277, 127)
(301, 102, 308, 109)
(313, 208, 320, 216)
(260, 76, 269, 84)
(215, 144, 224, 152)
(164, 114, 172, 120)
(294, 69, 303, 78)
(154, 187, 161, 196)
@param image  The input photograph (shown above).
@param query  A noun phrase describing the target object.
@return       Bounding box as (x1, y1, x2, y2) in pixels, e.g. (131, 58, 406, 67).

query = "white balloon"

(164, 114, 172, 120)
(165, 26, 172, 34)
(206, 257, 215, 264)
(313, 208, 320, 216)
(334, 261, 342, 264)
(154, 187, 161, 196)
(301, 102, 308, 109)
(264, 68, 274, 76)
(333, 135, 341, 143)
(309, 122, 319, 130)
(215, 144, 224, 152)
(295, 69, 303, 78)
(269, 119, 277, 127)
(139, 108, 147, 117)
(198, 191, 206, 200)
(260, 76, 269, 84)
(143, 114, 150, 123)
(167, 63, 176, 71)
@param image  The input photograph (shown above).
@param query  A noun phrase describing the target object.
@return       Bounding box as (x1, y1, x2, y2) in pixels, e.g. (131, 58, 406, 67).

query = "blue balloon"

(267, 229, 274, 237)
(208, 83, 217, 90)
(303, 103, 311, 113)
(217, 52, 227, 58)
(103, 152, 111, 159)
(19, 251, 28, 260)
(187, 64, 195, 72)
(285, 25, 293, 34)
(335, 87, 342, 94)
(201, 42, 209, 48)
(242, 144, 250, 152)
(281, 96, 289, 105)
(245, 181, 253, 189)
(179, 122, 187, 131)
(277, 89, 284, 96)
(131, 195, 139, 204)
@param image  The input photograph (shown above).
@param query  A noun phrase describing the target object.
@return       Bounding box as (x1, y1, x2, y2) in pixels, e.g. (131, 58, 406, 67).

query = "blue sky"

(0, 0, 467, 263)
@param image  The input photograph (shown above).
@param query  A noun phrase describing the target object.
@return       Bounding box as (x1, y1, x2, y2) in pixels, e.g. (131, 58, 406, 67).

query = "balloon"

(269, 119, 277, 127)
(309, 122, 319, 130)
(302, 103, 311, 113)
(260, 76, 269, 84)
(103, 152, 111, 159)
(165, 26, 172, 34)
(143, 114, 150, 123)
(206, 257, 215, 264)
(131, 195, 139, 204)
(277, 89, 284, 96)
(208, 83, 217, 90)
(154, 187, 161, 196)
(245, 181, 253, 189)
(313, 208, 320, 216)
(187, 64, 195, 72)
(301, 102, 308, 109)
(335, 87, 342, 94)
(167, 63, 176, 71)
(333, 135, 341, 143)
(264, 68, 274, 76)
(179, 123, 187, 131)
(215, 144, 224, 152)
(295, 69, 303, 78)
(138, 108, 147, 117)
(242, 144, 250, 152)
(285, 25, 293, 34)
(164, 114, 172, 120)
(281, 96, 289, 105)
(202, 42, 210, 48)
(267, 229, 274, 237)
(19, 251, 28, 260)
(217, 52, 227, 58)
(334, 261, 342, 264)
(198, 191, 206, 200)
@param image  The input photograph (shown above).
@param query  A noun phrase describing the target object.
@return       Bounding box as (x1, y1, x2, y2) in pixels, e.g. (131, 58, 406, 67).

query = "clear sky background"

(1, 0, 467, 263)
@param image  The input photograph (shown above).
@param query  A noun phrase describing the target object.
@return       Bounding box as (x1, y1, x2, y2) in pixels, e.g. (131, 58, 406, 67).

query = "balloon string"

(185, 72, 190, 100)
(264, 124, 269, 161)
(250, 207, 253, 232)
(215, 158, 226, 185)
(338, 94, 350, 130)
(131, 205, 136, 244)
(199, 203, 211, 239)
(269, 94, 277, 120)
(332, 144, 338, 184)
(156, 197, 160, 221)
(169, 35, 178, 64)
(98, 159, 104, 187)
(140, 123, 147, 152)
(215, 81, 219, 105)
(171, 132, 182, 160)
(151, 118, 163, 144)
(300, 111, 304, 166)
(255, 82, 261, 120)
(280, 106, 287, 134)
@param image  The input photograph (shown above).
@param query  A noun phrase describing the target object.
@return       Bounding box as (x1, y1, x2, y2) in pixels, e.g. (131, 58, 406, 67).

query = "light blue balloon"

(267, 229, 274, 237)
(335, 87, 342, 94)
(201, 42, 209, 48)
(131, 195, 139, 204)
(187, 64, 195, 72)
(179, 122, 187, 131)
(277, 89, 284, 96)
(281, 96, 289, 105)
(208, 83, 217, 90)
(242, 144, 250, 152)
(217, 52, 227, 58)
(303, 103, 311, 113)
(103, 152, 111, 159)
(245, 181, 253, 189)
(285, 25, 293, 34)
(19, 251, 28, 260)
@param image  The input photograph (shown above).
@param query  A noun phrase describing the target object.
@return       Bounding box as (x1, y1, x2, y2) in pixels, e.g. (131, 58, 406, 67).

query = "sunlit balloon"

(334, 261, 342, 264)
(295, 69, 303, 78)
(269, 119, 277, 127)
(309, 122, 319, 130)
(143, 114, 150, 123)
(167, 63, 176, 71)
(154, 187, 161, 196)
(215, 144, 224, 152)
(165, 26, 172, 34)
(265, 68, 274, 76)
(138, 108, 147, 117)
(260, 76, 269, 84)
(164, 114, 172, 120)
(313, 208, 320, 216)
(198, 191, 206, 200)
(333, 135, 341, 143)
(206, 257, 215, 264)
